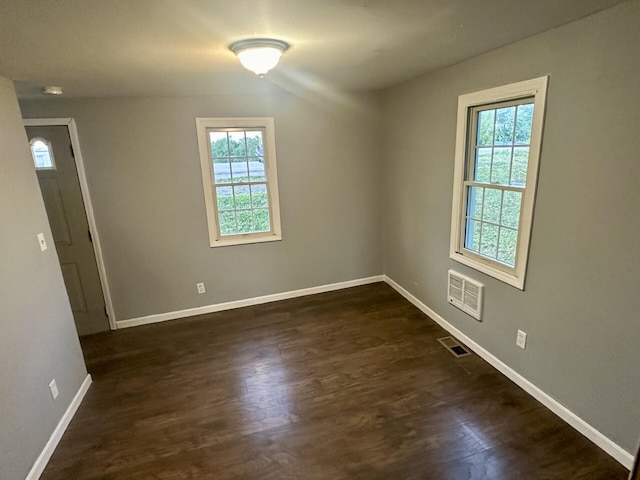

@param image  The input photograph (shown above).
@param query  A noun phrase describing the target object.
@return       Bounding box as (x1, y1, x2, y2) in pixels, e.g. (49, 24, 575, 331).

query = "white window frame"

(450, 76, 548, 290)
(196, 117, 282, 248)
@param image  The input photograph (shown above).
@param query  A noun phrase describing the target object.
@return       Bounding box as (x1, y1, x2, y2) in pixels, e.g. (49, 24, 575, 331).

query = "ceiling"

(0, 0, 627, 98)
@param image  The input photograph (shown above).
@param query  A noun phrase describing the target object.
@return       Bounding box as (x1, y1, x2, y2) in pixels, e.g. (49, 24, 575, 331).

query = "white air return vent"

(448, 270, 484, 321)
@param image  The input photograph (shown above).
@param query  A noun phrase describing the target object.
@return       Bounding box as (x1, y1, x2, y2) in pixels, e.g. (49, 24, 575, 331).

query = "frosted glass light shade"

(229, 39, 289, 77)
(237, 47, 282, 76)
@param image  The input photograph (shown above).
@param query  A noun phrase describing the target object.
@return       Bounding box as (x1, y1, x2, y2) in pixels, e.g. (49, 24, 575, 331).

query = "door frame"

(24, 118, 117, 330)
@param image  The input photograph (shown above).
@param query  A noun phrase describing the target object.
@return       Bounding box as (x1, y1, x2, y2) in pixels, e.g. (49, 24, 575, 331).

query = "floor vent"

(448, 270, 484, 321)
(438, 336, 471, 358)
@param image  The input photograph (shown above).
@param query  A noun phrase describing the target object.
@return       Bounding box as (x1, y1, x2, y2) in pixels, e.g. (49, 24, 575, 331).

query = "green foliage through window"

(464, 100, 534, 267)
(210, 130, 263, 163)
(209, 128, 271, 237)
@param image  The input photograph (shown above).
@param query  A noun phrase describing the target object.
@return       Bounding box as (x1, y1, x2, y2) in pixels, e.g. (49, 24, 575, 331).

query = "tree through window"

(450, 77, 548, 289)
(196, 118, 282, 248)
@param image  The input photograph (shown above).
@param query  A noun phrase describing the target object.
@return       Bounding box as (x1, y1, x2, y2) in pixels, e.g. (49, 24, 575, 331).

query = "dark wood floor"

(42, 283, 627, 479)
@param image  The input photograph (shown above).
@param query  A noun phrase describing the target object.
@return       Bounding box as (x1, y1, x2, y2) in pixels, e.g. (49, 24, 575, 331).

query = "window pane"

(233, 185, 251, 209)
(464, 218, 481, 253)
(216, 186, 234, 211)
(30, 139, 55, 169)
(249, 158, 266, 182)
(466, 186, 483, 220)
(231, 157, 249, 183)
(210, 129, 273, 237)
(246, 130, 266, 181)
(245, 131, 264, 157)
(480, 223, 499, 259)
(237, 210, 253, 233)
(210, 131, 229, 158)
(230, 158, 249, 182)
(475, 148, 492, 182)
(511, 147, 529, 186)
(483, 188, 502, 224)
(253, 208, 271, 232)
(212, 160, 231, 184)
(251, 184, 269, 208)
(497, 227, 518, 266)
(501, 191, 522, 229)
(218, 211, 237, 236)
(491, 147, 512, 184)
(515, 103, 534, 144)
(228, 131, 246, 157)
(494, 106, 515, 145)
(476, 110, 495, 146)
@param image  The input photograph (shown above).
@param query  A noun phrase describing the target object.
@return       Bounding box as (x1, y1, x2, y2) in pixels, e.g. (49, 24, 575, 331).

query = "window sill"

(209, 233, 282, 248)
(449, 251, 525, 290)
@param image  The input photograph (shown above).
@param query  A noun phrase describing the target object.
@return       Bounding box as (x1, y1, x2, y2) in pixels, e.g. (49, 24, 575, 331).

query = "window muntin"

(450, 77, 548, 290)
(462, 99, 534, 268)
(196, 118, 282, 247)
(210, 128, 271, 236)
(30, 137, 56, 169)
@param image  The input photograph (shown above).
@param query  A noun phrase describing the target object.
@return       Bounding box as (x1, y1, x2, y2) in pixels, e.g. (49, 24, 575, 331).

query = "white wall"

(0, 77, 88, 480)
(382, 1, 640, 453)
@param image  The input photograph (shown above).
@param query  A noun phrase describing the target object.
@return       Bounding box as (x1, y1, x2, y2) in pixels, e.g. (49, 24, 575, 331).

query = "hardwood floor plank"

(40, 283, 627, 479)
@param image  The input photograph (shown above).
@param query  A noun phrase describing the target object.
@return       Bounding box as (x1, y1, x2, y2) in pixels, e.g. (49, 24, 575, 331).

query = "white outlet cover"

(196, 282, 206, 294)
(516, 330, 527, 349)
(49, 379, 59, 399)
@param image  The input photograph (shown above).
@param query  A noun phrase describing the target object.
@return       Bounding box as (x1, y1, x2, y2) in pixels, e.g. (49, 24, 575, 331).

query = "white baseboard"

(26, 374, 92, 480)
(117, 275, 385, 329)
(383, 275, 634, 470)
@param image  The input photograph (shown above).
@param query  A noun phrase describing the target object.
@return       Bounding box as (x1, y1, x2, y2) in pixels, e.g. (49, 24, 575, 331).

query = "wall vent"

(448, 270, 484, 321)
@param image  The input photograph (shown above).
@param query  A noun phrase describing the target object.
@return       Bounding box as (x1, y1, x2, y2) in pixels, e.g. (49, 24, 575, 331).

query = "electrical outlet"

(37, 233, 47, 251)
(196, 282, 206, 294)
(516, 330, 527, 349)
(49, 379, 59, 400)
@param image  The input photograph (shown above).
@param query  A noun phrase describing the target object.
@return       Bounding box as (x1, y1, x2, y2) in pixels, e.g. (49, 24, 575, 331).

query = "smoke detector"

(41, 86, 63, 95)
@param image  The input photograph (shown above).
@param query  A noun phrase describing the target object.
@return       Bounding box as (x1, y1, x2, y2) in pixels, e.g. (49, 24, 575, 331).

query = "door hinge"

(88, 229, 93, 243)
(104, 306, 109, 317)
(69, 144, 75, 158)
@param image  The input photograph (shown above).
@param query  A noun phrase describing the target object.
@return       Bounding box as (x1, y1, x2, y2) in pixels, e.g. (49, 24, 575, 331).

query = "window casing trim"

(449, 76, 548, 290)
(196, 117, 282, 248)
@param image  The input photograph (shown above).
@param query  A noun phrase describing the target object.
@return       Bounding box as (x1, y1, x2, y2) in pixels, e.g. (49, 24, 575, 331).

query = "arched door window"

(30, 137, 56, 170)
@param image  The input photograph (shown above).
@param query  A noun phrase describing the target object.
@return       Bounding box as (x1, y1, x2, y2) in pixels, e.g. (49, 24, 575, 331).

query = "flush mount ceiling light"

(229, 38, 290, 77)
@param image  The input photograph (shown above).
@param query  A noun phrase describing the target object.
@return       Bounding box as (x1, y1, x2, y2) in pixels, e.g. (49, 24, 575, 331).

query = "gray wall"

(20, 91, 383, 322)
(0, 77, 88, 479)
(13, 0, 639, 465)
(382, 1, 640, 453)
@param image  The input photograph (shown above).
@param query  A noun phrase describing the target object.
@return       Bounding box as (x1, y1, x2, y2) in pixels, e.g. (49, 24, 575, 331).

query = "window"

(450, 77, 548, 289)
(30, 137, 56, 169)
(196, 117, 282, 247)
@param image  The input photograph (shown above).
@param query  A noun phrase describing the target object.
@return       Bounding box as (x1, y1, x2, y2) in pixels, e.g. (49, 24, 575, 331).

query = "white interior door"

(26, 125, 110, 336)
